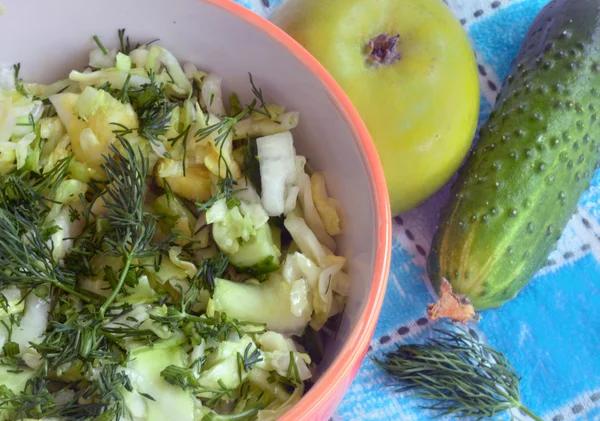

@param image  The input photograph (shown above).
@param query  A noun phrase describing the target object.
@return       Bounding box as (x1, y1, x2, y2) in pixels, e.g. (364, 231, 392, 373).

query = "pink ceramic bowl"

(0, 0, 392, 419)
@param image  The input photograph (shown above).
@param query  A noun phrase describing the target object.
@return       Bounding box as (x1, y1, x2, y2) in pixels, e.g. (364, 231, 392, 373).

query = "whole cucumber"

(428, 0, 600, 310)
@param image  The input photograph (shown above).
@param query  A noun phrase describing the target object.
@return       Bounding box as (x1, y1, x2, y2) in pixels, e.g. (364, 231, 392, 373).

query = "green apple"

(272, 0, 480, 214)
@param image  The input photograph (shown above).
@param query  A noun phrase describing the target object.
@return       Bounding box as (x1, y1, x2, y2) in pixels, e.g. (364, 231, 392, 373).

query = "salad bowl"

(0, 0, 391, 420)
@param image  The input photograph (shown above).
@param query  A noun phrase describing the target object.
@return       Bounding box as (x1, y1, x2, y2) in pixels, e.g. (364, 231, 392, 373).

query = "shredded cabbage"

(0, 148, 15, 175)
(129, 47, 149, 69)
(207, 198, 257, 254)
(10, 293, 49, 356)
(48, 200, 87, 261)
(39, 117, 66, 163)
(13, 132, 35, 170)
(234, 112, 300, 139)
(0, 66, 15, 92)
(247, 368, 293, 403)
(51, 90, 139, 175)
(168, 247, 197, 277)
(255, 384, 304, 421)
(294, 157, 336, 251)
(192, 113, 241, 179)
(284, 213, 328, 267)
(281, 252, 321, 287)
(89, 47, 118, 69)
(70, 68, 150, 90)
(0, 286, 24, 321)
(257, 131, 297, 216)
(155, 159, 212, 202)
(199, 335, 255, 393)
(145, 45, 192, 94)
(0, 39, 350, 421)
(312, 262, 345, 330)
(311, 172, 342, 236)
(201, 73, 225, 116)
(0, 97, 16, 143)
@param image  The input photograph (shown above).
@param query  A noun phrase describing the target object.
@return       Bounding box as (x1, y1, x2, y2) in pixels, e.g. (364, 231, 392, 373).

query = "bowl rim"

(203, 0, 392, 419)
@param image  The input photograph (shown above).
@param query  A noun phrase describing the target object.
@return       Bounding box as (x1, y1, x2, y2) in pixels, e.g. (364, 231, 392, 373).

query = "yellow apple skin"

(273, 0, 480, 214)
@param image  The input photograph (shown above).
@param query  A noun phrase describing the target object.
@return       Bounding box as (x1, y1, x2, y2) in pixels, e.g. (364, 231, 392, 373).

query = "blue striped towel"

(239, 0, 600, 419)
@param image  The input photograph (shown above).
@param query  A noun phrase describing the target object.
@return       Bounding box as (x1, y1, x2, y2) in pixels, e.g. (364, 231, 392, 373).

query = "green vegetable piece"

(229, 223, 281, 276)
(428, 0, 600, 309)
(208, 276, 309, 334)
(125, 346, 195, 421)
(115, 52, 132, 72)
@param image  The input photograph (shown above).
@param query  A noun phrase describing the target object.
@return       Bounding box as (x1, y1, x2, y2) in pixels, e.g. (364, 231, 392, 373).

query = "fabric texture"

(236, 0, 600, 419)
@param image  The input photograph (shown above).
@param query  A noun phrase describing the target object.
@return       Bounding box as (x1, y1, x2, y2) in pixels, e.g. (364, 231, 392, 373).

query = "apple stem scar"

(366, 33, 402, 66)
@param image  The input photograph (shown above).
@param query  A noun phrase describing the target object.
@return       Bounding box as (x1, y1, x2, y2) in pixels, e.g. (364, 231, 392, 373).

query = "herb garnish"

(374, 326, 542, 421)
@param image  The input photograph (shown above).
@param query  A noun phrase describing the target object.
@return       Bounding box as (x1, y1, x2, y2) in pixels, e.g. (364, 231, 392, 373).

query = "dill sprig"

(33, 312, 123, 373)
(98, 81, 119, 99)
(195, 104, 252, 148)
(160, 362, 264, 418)
(32, 300, 158, 377)
(118, 28, 132, 55)
(285, 351, 301, 385)
(193, 74, 276, 210)
(195, 71, 273, 147)
(151, 301, 265, 345)
(0, 378, 55, 420)
(202, 380, 236, 406)
(160, 366, 199, 389)
(0, 161, 92, 303)
(193, 251, 230, 291)
(241, 343, 263, 372)
(12, 63, 28, 97)
(248, 73, 271, 118)
(15, 113, 35, 128)
(97, 136, 158, 316)
(109, 73, 176, 148)
(93, 35, 108, 55)
(196, 165, 237, 213)
(34, 153, 74, 198)
(128, 73, 177, 148)
(118, 29, 159, 55)
(119, 74, 132, 103)
(2, 364, 134, 420)
(0, 141, 160, 418)
(374, 326, 542, 421)
(138, 101, 177, 146)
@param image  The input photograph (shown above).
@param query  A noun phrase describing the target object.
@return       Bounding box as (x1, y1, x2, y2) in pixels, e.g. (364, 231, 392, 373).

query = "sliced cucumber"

(125, 346, 195, 421)
(229, 223, 281, 276)
(209, 276, 309, 334)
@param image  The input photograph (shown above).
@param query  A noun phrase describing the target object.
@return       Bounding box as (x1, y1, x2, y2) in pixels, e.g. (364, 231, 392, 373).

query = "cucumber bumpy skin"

(427, 0, 600, 310)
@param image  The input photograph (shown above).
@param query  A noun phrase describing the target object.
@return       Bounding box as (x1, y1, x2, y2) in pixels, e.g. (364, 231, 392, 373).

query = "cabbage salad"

(0, 31, 348, 421)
